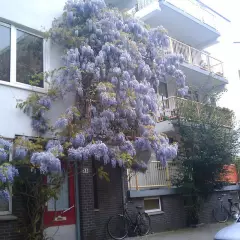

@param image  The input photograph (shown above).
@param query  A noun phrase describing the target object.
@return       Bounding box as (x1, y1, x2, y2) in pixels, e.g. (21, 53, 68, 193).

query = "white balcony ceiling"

(180, 63, 228, 90)
(137, 1, 220, 49)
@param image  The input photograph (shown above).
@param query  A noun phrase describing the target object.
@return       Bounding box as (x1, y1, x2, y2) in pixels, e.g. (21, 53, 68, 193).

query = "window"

(0, 152, 12, 215)
(17, 30, 43, 87)
(159, 82, 168, 98)
(144, 197, 161, 213)
(47, 172, 69, 211)
(44, 166, 76, 226)
(0, 23, 11, 82)
(0, 21, 44, 88)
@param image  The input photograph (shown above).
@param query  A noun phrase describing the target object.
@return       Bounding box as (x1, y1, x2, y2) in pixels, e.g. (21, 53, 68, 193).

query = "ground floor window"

(144, 197, 162, 213)
(0, 146, 12, 215)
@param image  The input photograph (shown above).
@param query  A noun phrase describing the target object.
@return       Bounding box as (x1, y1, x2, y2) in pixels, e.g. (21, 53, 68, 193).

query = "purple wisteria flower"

(131, 162, 148, 173)
(14, 147, 28, 160)
(71, 133, 85, 148)
(46, 140, 63, 157)
(135, 138, 151, 151)
(32, 118, 48, 133)
(44, 0, 188, 172)
(0, 190, 10, 201)
(178, 86, 189, 97)
(55, 118, 68, 129)
(0, 164, 19, 184)
(119, 141, 136, 157)
(30, 152, 61, 174)
(0, 149, 8, 161)
(0, 138, 12, 150)
(38, 96, 52, 109)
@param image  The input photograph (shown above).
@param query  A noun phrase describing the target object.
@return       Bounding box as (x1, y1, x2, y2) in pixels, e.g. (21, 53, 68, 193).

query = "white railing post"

(207, 55, 211, 72)
(169, 37, 174, 53)
(188, 46, 192, 64)
(221, 62, 224, 77)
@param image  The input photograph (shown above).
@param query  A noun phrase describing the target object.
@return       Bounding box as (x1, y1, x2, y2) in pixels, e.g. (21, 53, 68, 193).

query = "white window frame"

(0, 151, 13, 215)
(0, 21, 48, 93)
(144, 197, 162, 214)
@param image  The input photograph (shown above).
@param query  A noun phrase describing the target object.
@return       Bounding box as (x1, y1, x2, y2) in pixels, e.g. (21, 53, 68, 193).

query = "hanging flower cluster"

(17, 0, 186, 173)
(0, 138, 19, 200)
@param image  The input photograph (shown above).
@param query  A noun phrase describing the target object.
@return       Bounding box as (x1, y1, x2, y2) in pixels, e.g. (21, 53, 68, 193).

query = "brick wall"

(78, 160, 96, 240)
(199, 190, 239, 223)
(129, 195, 186, 233)
(0, 195, 25, 240)
(94, 163, 125, 240)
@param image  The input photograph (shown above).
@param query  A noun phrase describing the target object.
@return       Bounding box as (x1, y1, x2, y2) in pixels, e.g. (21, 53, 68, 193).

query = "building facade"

(0, 1, 238, 240)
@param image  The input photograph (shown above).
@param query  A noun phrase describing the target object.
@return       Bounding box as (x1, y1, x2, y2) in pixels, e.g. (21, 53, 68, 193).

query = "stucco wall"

(0, 2, 76, 240)
(0, 0, 66, 31)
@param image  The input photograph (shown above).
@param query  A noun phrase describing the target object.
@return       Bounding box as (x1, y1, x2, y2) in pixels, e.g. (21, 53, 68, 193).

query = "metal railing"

(135, 1, 224, 77)
(169, 37, 224, 77)
(158, 96, 233, 127)
(136, 0, 158, 11)
(128, 160, 179, 190)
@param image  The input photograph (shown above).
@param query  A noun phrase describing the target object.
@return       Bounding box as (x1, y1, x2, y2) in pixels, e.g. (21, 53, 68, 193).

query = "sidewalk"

(126, 222, 231, 240)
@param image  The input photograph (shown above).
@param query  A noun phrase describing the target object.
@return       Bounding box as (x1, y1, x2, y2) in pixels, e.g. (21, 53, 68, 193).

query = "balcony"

(169, 37, 225, 79)
(128, 160, 179, 190)
(128, 161, 238, 191)
(157, 96, 233, 129)
(135, 0, 221, 48)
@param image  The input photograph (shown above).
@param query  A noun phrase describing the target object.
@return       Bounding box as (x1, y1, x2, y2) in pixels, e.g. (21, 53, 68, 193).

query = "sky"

(200, 0, 240, 120)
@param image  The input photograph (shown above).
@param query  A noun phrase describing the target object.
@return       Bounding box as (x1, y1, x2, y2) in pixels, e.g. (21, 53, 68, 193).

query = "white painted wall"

(0, 1, 76, 239)
(0, 0, 66, 31)
(45, 225, 76, 240)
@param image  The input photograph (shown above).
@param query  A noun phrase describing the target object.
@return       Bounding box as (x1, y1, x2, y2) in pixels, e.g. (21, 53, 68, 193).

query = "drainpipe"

(74, 161, 81, 240)
(121, 168, 126, 211)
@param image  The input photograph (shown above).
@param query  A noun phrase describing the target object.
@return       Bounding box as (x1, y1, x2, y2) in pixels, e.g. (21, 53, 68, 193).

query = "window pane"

(159, 82, 168, 98)
(0, 198, 9, 212)
(144, 199, 160, 211)
(17, 30, 43, 87)
(48, 174, 69, 211)
(0, 24, 11, 82)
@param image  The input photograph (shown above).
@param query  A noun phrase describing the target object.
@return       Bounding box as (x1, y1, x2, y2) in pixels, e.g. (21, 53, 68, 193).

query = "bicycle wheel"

(231, 203, 240, 219)
(137, 213, 151, 236)
(213, 206, 229, 223)
(107, 215, 129, 240)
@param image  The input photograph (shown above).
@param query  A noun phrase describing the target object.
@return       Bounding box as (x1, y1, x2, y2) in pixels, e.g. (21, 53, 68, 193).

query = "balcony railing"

(128, 160, 179, 190)
(158, 96, 233, 127)
(136, 0, 158, 11)
(128, 161, 238, 190)
(168, 37, 224, 77)
(136, 0, 217, 30)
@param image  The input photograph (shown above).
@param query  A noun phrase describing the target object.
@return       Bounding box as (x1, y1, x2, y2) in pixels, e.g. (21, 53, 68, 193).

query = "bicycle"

(107, 201, 151, 240)
(212, 193, 240, 223)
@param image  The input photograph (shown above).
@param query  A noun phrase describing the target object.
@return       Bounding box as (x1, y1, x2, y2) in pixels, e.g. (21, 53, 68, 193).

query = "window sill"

(94, 209, 100, 212)
(145, 210, 164, 216)
(0, 215, 18, 221)
(0, 80, 47, 94)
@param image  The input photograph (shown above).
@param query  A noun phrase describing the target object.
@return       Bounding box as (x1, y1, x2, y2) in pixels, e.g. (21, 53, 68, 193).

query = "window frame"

(0, 21, 48, 93)
(0, 151, 13, 216)
(144, 197, 162, 214)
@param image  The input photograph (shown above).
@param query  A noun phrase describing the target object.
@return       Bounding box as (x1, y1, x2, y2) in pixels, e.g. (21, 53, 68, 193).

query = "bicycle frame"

(218, 195, 235, 215)
(122, 206, 142, 233)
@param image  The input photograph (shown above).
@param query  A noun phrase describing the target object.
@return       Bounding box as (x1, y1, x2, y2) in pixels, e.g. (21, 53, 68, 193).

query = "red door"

(44, 167, 76, 226)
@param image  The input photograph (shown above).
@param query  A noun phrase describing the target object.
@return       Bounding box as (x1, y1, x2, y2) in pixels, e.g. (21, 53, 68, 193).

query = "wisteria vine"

(11, 0, 188, 191)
